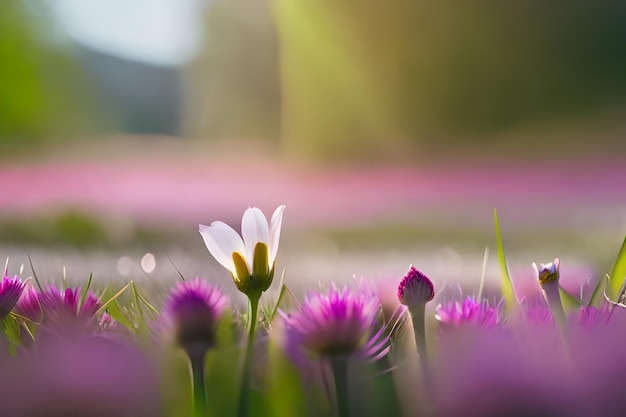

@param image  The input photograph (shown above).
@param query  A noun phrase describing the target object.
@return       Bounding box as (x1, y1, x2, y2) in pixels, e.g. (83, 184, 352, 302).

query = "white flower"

(199, 205, 285, 296)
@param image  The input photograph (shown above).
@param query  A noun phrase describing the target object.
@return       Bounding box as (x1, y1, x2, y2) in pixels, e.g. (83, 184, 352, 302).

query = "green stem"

(238, 292, 260, 417)
(188, 347, 207, 417)
(330, 355, 350, 417)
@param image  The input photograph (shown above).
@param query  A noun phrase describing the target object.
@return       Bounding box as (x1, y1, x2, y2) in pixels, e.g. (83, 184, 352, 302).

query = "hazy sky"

(54, 0, 205, 66)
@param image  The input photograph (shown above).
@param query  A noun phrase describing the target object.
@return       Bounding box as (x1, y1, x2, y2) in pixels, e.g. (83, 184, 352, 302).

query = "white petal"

(242, 207, 269, 262)
(199, 222, 246, 273)
(268, 205, 285, 264)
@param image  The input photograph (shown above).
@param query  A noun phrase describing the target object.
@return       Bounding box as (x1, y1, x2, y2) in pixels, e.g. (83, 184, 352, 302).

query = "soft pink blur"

(1, 154, 624, 230)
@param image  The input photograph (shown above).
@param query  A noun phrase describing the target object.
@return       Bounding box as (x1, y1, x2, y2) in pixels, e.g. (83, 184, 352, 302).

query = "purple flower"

(520, 303, 554, 326)
(0, 335, 162, 417)
(40, 285, 101, 322)
(434, 324, 579, 417)
(397, 266, 435, 374)
(162, 277, 229, 352)
(15, 285, 43, 323)
(17, 284, 102, 332)
(281, 284, 388, 361)
(0, 269, 25, 320)
(435, 296, 499, 328)
(397, 266, 434, 306)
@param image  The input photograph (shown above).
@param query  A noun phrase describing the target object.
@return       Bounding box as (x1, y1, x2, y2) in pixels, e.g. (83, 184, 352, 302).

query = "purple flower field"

(0, 202, 624, 416)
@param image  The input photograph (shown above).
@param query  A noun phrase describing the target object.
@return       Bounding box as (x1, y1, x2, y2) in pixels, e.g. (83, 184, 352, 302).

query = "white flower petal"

(199, 222, 246, 273)
(268, 205, 285, 264)
(242, 207, 269, 262)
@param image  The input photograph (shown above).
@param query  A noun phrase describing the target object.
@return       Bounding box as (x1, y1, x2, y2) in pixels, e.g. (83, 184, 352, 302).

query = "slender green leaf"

(494, 208, 517, 313)
(477, 246, 489, 301)
(96, 281, 131, 316)
(130, 281, 148, 334)
(607, 236, 626, 301)
(27, 254, 43, 291)
(558, 285, 583, 312)
(79, 272, 93, 311)
(167, 256, 186, 282)
(588, 275, 607, 307)
(107, 300, 136, 331)
(97, 284, 110, 300)
(269, 268, 287, 323)
(137, 291, 159, 316)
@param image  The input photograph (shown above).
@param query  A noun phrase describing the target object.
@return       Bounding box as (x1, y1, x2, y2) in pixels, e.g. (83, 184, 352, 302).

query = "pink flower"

(435, 297, 499, 328)
(0, 268, 25, 320)
(281, 284, 388, 361)
(162, 277, 229, 352)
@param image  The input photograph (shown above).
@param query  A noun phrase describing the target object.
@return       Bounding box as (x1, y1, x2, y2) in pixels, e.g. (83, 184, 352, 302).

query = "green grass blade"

(96, 281, 131, 316)
(558, 285, 583, 312)
(109, 300, 136, 331)
(607, 236, 626, 302)
(494, 209, 517, 313)
(27, 255, 43, 292)
(167, 256, 186, 282)
(130, 281, 148, 334)
(588, 274, 607, 307)
(269, 268, 287, 323)
(79, 273, 93, 311)
(477, 246, 489, 301)
(137, 291, 159, 316)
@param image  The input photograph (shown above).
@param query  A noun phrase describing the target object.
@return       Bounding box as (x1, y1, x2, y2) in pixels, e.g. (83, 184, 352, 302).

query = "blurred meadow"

(1, 0, 625, 300)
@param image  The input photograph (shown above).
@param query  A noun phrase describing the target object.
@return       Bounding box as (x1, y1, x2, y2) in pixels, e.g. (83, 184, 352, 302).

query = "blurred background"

(0, 0, 625, 302)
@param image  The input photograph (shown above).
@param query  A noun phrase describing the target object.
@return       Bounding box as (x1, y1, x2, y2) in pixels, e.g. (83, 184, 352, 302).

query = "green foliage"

(558, 286, 583, 312)
(97, 282, 134, 330)
(0, 2, 102, 154)
(266, 340, 307, 417)
(275, 0, 626, 159)
(350, 358, 402, 417)
(494, 209, 517, 313)
(607, 236, 626, 302)
(2, 314, 22, 355)
(0, 210, 182, 249)
(0, 211, 108, 248)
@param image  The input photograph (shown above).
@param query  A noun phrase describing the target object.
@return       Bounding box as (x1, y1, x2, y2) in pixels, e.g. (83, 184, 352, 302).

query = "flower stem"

(238, 292, 260, 417)
(410, 303, 429, 378)
(542, 281, 569, 341)
(187, 347, 207, 417)
(330, 355, 350, 417)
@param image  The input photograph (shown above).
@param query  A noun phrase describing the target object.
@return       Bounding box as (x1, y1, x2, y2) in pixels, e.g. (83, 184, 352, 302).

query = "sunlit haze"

(54, 0, 205, 65)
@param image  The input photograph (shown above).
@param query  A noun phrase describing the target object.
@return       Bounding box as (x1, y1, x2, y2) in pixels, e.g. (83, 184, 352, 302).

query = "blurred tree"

(184, 0, 281, 142)
(273, 0, 626, 159)
(0, 1, 102, 155)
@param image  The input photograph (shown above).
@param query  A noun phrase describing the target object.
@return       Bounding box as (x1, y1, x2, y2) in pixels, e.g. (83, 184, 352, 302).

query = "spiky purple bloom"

(15, 285, 43, 323)
(163, 277, 229, 352)
(281, 285, 388, 361)
(397, 266, 434, 306)
(17, 284, 102, 332)
(435, 296, 499, 328)
(0, 270, 25, 320)
(40, 285, 101, 323)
